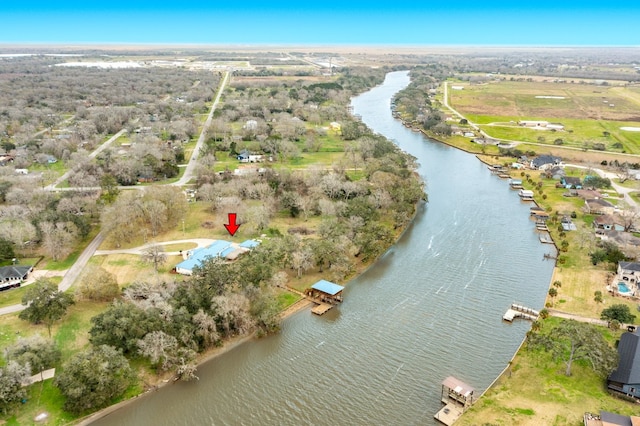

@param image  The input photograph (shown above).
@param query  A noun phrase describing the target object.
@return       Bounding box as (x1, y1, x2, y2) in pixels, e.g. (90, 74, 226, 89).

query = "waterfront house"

(545, 165, 566, 180)
(593, 214, 625, 232)
(618, 261, 640, 284)
(607, 329, 640, 399)
(576, 189, 603, 200)
(560, 176, 582, 189)
(530, 155, 562, 170)
(175, 239, 260, 275)
(585, 198, 616, 215)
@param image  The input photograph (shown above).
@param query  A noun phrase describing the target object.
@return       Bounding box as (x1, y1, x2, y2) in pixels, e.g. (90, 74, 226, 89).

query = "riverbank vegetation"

(0, 54, 423, 423)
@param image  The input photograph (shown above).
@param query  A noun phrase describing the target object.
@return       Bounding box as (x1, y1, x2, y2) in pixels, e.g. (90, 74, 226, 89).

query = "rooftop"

(311, 279, 344, 296)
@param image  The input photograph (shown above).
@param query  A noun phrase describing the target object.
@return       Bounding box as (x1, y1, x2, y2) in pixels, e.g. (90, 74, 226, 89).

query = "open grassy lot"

(448, 80, 640, 153)
(459, 317, 637, 426)
(0, 300, 114, 426)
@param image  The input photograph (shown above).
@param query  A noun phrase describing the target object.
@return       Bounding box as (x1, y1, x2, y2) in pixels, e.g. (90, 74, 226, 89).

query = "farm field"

(448, 80, 640, 154)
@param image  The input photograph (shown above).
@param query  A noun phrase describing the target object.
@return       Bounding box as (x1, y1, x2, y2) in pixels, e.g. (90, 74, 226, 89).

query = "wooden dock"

(503, 303, 539, 322)
(311, 303, 333, 315)
(536, 223, 549, 231)
(539, 234, 554, 244)
(434, 402, 464, 425)
(435, 376, 474, 425)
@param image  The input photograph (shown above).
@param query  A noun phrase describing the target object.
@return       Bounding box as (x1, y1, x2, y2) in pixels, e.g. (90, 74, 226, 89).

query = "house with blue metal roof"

(175, 239, 261, 275)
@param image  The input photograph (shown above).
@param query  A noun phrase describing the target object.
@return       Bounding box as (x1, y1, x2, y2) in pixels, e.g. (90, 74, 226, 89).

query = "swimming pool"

(618, 282, 634, 296)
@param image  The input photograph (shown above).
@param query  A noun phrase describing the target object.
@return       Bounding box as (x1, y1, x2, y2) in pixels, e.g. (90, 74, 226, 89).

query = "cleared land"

(449, 80, 640, 154)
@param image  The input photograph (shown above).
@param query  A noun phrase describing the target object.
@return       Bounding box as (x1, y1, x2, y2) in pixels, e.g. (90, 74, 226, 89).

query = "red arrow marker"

(224, 213, 240, 236)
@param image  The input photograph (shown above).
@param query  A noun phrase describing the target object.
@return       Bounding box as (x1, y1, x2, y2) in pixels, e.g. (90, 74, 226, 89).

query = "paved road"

(565, 163, 638, 208)
(94, 238, 216, 256)
(45, 129, 128, 191)
(173, 71, 229, 186)
(0, 232, 106, 316)
(0, 74, 232, 316)
(59, 232, 106, 292)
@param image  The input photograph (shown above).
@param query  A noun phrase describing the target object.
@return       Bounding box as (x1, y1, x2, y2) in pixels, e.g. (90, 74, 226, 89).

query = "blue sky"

(1, 1, 638, 45)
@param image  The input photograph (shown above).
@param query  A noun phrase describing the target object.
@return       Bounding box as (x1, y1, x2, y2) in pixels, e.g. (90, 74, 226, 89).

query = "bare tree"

(40, 221, 78, 262)
(614, 162, 634, 183)
(141, 244, 167, 272)
(618, 201, 640, 232)
(291, 244, 314, 279)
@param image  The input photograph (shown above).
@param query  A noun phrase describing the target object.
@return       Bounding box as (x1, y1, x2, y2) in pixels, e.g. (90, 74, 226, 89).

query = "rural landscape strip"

(1, 48, 640, 424)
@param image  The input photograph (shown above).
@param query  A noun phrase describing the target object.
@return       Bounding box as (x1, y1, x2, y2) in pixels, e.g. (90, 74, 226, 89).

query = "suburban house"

(546, 165, 566, 180)
(236, 149, 264, 163)
(0, 265, 34, 291)
(530, 155, 562, 170)
(175, 239, 260, 275)
(585, 198, 616, 215)
(593, 214, 625, 232)
(560, 176, 582, 189)
(584, 411, 640, 426)
(576, 189, 603, 200)
(617, 261, 640, 284)
(607, 329, 640, 399)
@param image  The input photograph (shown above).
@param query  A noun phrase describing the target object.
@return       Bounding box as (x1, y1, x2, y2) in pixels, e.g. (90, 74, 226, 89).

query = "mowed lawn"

(458, 320, 637, 426)
(448, 80, 640, 154)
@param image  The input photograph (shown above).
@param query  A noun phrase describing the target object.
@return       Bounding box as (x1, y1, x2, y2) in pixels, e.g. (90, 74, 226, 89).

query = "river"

(92, 71, 555, 425)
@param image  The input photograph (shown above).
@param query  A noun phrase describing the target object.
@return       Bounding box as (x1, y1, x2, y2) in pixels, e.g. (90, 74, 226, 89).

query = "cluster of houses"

(504, 155, 640, 258)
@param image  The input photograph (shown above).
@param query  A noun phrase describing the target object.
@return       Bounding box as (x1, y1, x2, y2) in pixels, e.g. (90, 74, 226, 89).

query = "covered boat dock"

(305, 279, 345, 315)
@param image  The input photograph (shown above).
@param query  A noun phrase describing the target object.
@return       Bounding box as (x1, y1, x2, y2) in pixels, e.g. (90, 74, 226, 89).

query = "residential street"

(173, 71, 229, 186)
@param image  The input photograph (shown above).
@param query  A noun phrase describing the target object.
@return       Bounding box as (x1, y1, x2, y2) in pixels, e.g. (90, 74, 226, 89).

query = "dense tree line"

(392, 66, 452, 136)
(0, 56, 218, 180)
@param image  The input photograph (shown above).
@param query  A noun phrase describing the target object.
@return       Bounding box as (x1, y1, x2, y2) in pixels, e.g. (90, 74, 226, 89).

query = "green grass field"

(448, 79, 640, 154)
(460, 317, 636, 426)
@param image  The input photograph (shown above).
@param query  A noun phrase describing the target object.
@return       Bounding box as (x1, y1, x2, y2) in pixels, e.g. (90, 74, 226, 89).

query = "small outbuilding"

(306, 279, 344, 305)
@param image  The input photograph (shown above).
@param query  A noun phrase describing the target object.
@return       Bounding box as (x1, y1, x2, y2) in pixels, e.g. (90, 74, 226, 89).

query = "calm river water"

(92, 71, 555, 425)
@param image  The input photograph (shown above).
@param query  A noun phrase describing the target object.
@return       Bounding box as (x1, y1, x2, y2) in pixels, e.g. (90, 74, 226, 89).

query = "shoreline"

(75, 197, 425, 425)
(77, 300, 315, 426)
